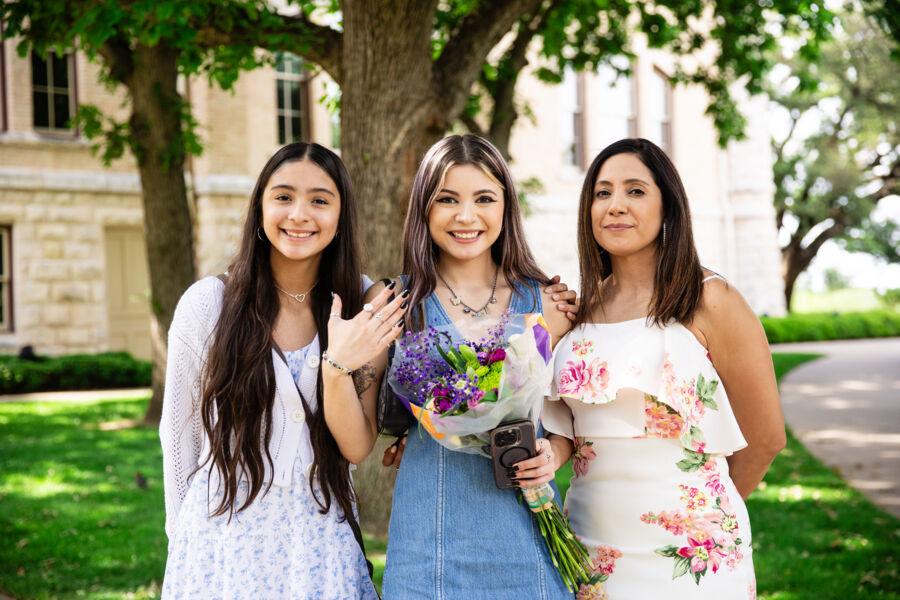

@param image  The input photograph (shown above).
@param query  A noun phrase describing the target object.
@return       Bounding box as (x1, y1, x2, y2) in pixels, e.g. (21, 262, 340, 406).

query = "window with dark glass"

(32, 51, 74, 130)
(0, 226, 11, 332)
(275, 52, 310, 145)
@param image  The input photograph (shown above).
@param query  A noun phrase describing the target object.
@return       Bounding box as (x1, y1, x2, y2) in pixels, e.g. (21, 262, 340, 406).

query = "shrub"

(877, 288, 900, 309)
(761, 309, 900, 344)
(0, 352, 151, 394)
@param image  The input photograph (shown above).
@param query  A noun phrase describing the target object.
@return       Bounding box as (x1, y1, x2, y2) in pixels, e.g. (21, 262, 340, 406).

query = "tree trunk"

(126, 44, 197, 424)
(487, 77, 520, 160)
(781, 248, 803, 313)
(340, 0, 446, 279)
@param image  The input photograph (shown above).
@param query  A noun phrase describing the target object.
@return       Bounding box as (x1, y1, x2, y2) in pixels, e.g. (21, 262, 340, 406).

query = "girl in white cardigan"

(159, 143, 406, 599)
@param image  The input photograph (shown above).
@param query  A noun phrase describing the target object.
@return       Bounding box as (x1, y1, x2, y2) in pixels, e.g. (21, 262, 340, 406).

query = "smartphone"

(490, 419, 537, 489)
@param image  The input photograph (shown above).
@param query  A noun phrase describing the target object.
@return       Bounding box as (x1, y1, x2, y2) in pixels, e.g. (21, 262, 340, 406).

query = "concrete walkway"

(773, 337, 900, 518)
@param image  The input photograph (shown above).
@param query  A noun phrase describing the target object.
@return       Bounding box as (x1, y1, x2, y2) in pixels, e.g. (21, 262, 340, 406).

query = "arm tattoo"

(352, 363, 377, 397)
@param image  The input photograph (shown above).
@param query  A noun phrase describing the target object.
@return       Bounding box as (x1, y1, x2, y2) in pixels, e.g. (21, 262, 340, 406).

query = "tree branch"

(772, 110, 801, 166)
(798, 220, 845, 269)
(98, 34, 135, 84)
(460, 113, 486, 137)
(485, 3, 556, 137)
(434, 0, 544, 118)
(196, 11, 343, 84)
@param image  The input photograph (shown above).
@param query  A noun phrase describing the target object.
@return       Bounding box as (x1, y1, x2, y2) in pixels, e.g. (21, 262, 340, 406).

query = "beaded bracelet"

(321, 351, 354, 376)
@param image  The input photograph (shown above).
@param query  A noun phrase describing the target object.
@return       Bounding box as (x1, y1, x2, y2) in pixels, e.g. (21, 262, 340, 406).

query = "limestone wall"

(0, 172, 141, 354)
(0, 170, 252, 355)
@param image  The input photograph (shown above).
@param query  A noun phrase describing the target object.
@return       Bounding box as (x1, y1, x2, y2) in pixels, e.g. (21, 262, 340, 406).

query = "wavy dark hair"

(576, 138, 704, 326)
(401, 134, 549, 328)
(199, 142, 363, 524)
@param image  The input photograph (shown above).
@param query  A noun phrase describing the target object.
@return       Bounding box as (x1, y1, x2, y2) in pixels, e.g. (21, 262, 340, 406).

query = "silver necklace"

(274, 281, 316, 303)
(436, 267, 499, 317)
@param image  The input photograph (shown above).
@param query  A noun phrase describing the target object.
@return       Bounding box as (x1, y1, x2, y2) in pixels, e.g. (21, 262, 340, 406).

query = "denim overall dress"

(382, 279, 572, 600)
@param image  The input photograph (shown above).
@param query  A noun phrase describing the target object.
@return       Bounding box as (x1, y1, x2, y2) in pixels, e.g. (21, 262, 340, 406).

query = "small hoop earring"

(257, 227, 265, 242)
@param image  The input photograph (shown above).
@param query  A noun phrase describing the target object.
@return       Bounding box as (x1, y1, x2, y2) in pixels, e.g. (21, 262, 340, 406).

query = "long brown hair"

(401, 134, 549, 328)
(199, 142, 363, 524)
(576, 138, 704, 326)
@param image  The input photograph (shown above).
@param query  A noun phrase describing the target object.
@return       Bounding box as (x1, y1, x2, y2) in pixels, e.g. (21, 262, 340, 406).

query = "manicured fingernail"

(398, 319, 405, 327)
(388, 281, 397, 290)
(401, 289, 410, 298)
(400, 301, 409, 309)
(330, 292, 335, 298)
(389, 446, 397, 453)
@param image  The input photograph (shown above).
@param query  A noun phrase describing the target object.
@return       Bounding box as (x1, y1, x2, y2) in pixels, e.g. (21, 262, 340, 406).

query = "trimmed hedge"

(762, 309, 900, 344)
(0, 352, 151, 395)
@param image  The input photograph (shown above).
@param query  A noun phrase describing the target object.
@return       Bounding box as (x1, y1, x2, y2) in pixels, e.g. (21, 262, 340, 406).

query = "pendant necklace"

(436, 267, 499, 317)
(274, 281, 316, 303)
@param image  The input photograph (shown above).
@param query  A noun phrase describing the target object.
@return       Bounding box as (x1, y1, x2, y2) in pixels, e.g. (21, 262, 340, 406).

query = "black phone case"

(490, 419, 537, 489)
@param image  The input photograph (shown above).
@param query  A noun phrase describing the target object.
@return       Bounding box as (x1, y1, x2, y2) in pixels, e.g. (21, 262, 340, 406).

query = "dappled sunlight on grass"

(1, 398, 165, 599)
(2, 356, 899, 598)
(751, 482, 854, 504)
(748, 430, 899, 598)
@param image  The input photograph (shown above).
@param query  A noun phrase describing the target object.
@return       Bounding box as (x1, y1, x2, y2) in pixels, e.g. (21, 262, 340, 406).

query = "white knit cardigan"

(159, 276, 323, 538)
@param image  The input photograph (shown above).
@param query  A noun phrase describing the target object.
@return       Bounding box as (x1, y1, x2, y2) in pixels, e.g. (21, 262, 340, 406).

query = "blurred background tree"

(770, 9, 899, 310)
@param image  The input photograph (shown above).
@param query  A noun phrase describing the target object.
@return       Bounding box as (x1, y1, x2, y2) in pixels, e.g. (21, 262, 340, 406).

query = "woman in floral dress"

(542, 139, 785, 599)
(160, 143, 406, 599)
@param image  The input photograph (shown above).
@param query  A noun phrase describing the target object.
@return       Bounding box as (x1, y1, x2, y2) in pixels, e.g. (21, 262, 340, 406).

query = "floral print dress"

(543, 319, 756, 600)
(162, 344, 378, 600)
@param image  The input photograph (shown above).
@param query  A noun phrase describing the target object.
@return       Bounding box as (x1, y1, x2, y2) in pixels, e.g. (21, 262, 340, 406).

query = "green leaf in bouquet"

(480, 390, 497, 403)
(437, 344, 466, 371)
(458, 344, 478, 364)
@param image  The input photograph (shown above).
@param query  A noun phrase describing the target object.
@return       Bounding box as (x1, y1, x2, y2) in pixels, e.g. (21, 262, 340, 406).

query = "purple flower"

(467, 388, 485, 408)
(436, 397, 455, 413)
(487, 348, 506, 363)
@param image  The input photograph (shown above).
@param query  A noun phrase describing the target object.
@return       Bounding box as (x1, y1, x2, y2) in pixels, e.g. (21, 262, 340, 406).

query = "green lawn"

(2, 353, 898, 598)
(791, 288, 882, 314)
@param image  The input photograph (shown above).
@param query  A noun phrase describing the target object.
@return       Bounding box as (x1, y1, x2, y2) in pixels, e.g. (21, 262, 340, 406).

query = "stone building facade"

(0, 37, 785, 359)
(512, 46, 785, 316)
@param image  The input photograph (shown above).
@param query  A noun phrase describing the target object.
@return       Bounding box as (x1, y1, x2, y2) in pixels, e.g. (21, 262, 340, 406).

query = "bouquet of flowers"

(389, 312, 591, 591)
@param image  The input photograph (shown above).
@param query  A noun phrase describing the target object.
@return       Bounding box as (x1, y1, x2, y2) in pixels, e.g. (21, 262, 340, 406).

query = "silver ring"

(363, 303, 374, 313)
(373, 313, 385, 323)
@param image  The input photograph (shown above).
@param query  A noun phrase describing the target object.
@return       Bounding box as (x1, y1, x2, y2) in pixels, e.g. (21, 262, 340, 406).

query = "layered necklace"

(274, 281, 316, 303)
(436, 267, 499, 317)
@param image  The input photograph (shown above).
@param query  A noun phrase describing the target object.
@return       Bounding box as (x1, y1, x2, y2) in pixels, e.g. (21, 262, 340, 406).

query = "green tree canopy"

(770, 9, 899, 309)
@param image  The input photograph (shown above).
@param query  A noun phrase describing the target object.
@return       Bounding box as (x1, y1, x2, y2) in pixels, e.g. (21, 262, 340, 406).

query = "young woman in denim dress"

(378, 134, 577, 599)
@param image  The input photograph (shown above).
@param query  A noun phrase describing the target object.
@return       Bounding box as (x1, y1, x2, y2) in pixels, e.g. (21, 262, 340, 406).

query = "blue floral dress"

(162, 344, 378, 600)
